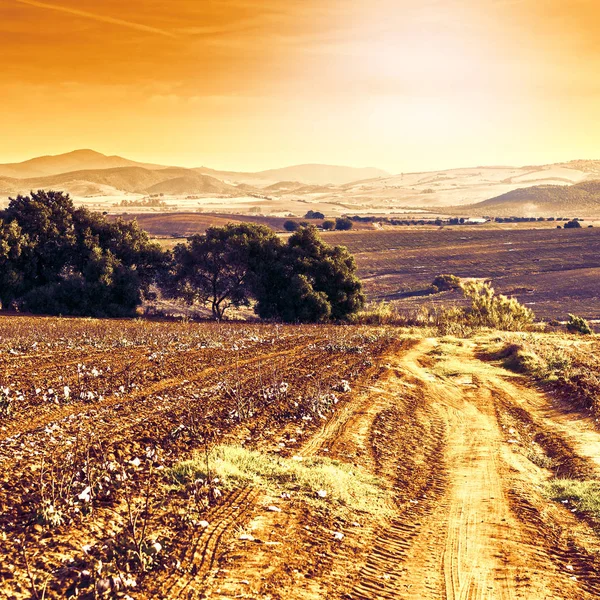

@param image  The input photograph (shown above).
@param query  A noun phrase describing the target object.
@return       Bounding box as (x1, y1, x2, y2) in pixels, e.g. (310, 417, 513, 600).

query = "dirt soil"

(2, 321, 600, 599)
(170, 338, 600, 600)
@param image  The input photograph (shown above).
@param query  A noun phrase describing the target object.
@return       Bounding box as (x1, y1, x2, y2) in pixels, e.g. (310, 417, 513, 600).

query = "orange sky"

(1, 0, 599, 172)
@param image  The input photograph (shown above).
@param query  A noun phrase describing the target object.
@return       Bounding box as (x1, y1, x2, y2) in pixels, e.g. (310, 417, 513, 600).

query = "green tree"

(304, 210, 325, 219)
(168, 223, 280, 320)
(335, 217, 353, 231)
(322, 220, 336, 231)
(0, 191, 167, 316)
(255, 226, 364, 322)
(283, 220, 299, 232)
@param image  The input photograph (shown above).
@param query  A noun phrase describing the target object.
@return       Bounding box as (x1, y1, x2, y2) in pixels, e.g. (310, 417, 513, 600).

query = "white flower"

(78, 486, 92, 502)
(63, 386, 70, 400)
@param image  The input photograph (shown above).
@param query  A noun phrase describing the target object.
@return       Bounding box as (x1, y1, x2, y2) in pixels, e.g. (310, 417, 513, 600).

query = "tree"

(322, 220, 336, 231)
(304, 210, 325, 219)
(167, 223, 280, 320)
(564, 219, 582, 229)
(335, 217, 353, 231)
(255, 226, 364, 322)
(283, 220, 299, 232)
(0, 190, 167, 316)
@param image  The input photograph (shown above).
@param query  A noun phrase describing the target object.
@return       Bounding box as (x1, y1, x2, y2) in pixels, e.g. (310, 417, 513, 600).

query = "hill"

(468, 180, 600, 217)
(0, 166, 242, 197)
(0, 149, 167, 179)
(253, 164, 388, 185)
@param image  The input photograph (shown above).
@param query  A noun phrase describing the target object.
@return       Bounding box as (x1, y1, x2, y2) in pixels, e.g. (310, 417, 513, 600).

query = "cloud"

(12, 0, 177, 37)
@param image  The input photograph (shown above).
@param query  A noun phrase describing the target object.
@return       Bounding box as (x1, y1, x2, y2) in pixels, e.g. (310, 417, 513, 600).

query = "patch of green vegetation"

(170, 445, 393, 520)
(544, 479, 600, 519)
(567, 314, 593, 335)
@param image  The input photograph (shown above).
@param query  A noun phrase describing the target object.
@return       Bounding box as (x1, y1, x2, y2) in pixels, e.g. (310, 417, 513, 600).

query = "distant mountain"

(195, 164, 389, 186)
(0, 149, 167, 179)
(255, 164, 389, 186)
(3, 150, 600, 217)
(468, 180, 600, 216)
(0, 150, 389, 190)
(0, 166, 241, 197)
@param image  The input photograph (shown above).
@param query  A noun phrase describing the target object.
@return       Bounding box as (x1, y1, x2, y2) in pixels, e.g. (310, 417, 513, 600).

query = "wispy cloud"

(13, 0, 177, 37)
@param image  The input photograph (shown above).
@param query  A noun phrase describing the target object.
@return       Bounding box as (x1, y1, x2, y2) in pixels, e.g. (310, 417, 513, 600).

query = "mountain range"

(2, 150, 600, 216)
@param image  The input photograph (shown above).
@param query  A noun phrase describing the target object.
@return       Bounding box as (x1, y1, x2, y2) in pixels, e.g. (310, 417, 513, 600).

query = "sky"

(1, 0, 599, 173)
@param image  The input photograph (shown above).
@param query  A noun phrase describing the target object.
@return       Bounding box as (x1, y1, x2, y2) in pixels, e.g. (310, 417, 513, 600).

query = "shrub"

(461, 281, 535, 331)
(283, 220, 299, 232)
(566, 314, 593, 335)
(335, 217, 353, 231)
(322, 220, 336, 231)
(432, 274, 461, 291)
(349, 301, 397, 325)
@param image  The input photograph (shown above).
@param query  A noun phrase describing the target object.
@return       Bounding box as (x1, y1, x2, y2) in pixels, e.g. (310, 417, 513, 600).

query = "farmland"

(328, 226, 600, 321)
(2, 317, 600, 598)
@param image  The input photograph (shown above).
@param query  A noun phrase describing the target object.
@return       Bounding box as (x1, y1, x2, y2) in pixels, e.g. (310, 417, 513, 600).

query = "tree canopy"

(0, 190, 167, 316)
(169, 224, 364, 322)
(253, 226, 365, 322)
(166, 223, 279, 320)
(0, 192, 364, 322)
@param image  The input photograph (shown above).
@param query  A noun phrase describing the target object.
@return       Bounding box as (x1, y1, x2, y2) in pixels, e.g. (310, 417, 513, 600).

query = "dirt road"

(187, 338, 600, 599)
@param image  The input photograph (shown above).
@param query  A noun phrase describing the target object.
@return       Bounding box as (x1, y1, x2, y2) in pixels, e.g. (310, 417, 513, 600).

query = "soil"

(2, 320, 600, 599)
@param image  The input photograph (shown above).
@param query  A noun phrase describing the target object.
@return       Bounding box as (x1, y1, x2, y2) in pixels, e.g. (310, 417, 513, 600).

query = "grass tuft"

(170, 445, 393, 520)
(544, 479, 600, 519)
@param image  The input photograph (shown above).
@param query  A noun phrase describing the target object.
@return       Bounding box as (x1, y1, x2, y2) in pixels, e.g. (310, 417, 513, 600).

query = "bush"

(335, 217, 353, 231)
(322, 220, 336, 231)
(304, 210, 325, 219)
(431, 274, 461, 291)
(461, 281, 535, 331)
(566, 314, 593, 335)
(283, 220, 299, 232)
(349, 301, 397, 325)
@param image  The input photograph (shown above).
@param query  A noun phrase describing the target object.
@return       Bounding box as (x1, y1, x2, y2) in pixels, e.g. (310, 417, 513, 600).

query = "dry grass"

(483, 333, 600, 417)
(170, 445, 393, 520)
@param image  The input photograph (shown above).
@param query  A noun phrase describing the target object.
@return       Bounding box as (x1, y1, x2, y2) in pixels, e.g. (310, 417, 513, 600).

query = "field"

(3, 317, 600, 599)
(130, 216, 600, 322)
(328, 226, 600, 321)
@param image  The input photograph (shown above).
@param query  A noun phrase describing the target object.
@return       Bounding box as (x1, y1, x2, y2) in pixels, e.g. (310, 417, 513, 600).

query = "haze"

(2, 0, 599, 172)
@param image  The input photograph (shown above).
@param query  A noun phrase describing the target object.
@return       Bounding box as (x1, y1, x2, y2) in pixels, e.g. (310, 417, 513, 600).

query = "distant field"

(128, 213, 600, 321)
(115, 212, 376, 241)
(115, 212, 293, 235)
(328, 227, 600, 321)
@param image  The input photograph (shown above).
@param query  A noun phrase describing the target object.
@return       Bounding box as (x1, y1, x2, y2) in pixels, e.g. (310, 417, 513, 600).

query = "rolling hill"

(466, 180, 600, 217)
(0, 149, 167, 179)
(0, 166, 242, 197)
(3, 150, 600, 217)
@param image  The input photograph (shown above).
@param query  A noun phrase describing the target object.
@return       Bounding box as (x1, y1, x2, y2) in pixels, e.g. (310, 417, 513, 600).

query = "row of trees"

(0, 191, 364, 322)
(284, 216, 353, 232)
